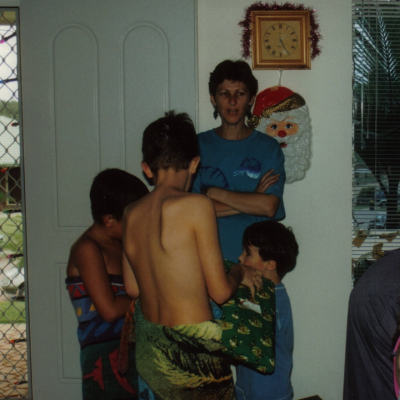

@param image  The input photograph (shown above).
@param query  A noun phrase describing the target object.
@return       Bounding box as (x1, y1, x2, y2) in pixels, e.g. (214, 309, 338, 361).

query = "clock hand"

(279, 37, 289, 53)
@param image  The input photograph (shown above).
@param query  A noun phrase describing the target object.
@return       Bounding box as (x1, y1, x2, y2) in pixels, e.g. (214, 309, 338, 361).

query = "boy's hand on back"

(237, 263, 263, 300)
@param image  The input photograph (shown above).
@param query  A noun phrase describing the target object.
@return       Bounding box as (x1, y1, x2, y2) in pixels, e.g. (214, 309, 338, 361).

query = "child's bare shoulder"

(125, 195, 148, 213)
(123, 197, 146, 225)
(67, 230, 104, 276)
(70, 231, 101, 260)
(168, 193, 215, 228)
(173, 191, 213, 210)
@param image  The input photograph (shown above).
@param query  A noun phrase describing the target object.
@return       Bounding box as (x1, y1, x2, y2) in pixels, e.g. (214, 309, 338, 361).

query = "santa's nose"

(278, 130, 287, 138)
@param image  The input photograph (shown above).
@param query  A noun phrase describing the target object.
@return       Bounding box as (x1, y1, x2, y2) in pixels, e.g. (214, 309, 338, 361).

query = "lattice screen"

(0, 9, 28, 399)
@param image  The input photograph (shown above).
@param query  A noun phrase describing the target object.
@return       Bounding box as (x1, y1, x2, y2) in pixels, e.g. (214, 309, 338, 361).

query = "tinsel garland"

(239, 2, 322, 60)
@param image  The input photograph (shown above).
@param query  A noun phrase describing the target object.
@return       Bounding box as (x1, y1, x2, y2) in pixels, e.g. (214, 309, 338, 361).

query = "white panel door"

(19, 1, 196, 398)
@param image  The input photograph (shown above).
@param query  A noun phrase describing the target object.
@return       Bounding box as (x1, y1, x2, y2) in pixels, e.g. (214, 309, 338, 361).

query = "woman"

(192, 60, 286, 262)
(66, 168, 148, 400)
(192, 60, 288, 400)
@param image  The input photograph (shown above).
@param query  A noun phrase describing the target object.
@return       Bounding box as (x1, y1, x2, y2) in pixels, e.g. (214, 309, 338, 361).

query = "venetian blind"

(352, 1, 400, 275)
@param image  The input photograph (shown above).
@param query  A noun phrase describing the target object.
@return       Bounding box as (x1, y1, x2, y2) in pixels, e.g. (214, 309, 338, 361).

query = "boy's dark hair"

(90, 168, 149, 223)
(243, 220, 299, 279)
(142, 110, 199, 173)
(208, 60, 258, 99)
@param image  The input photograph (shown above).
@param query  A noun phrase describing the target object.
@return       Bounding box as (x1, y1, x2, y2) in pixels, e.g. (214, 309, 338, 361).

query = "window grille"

(352, 1, 400, 284)
(0, 9, 28, 399)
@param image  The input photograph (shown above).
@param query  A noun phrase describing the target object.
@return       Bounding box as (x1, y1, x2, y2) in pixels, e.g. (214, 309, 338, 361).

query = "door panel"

(19, 1, 196, 398)
(56, 264, 81, 381)
(123, 23, 168, 175)
(53, 25, 100, 228)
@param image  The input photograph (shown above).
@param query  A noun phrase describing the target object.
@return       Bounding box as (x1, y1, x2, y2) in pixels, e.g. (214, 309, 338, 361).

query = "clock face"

(252, 11, 311, 69)
(263, 23, 298, 58)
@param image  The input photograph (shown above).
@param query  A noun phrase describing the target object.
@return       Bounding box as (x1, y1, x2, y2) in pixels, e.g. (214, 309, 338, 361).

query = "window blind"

(352, 1, 400, 268)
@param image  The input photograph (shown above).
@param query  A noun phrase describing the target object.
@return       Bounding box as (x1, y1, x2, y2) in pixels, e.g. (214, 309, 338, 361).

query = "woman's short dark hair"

(142, 110, 199, 173)
(243, 220, 299, 279)
(208, 60, 258, 98)
(90, 168, 149, 223)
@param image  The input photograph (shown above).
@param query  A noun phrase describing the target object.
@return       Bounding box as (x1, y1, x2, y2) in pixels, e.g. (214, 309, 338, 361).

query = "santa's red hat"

(248, 86, 305, 128)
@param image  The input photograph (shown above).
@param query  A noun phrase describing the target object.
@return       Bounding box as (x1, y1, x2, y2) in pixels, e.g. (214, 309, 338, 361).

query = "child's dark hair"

(208, 60, 258, 99)
(90, 168, 149, 223)
(243, 220, 299, 279)
(142, 110, 199, 173)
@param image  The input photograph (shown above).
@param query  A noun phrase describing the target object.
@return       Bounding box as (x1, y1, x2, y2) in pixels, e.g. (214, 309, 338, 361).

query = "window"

(0, 9, 28, 399)
(352, 0, 400, 283)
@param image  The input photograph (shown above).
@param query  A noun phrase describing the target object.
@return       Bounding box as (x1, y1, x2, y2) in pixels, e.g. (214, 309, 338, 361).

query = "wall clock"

(251, 10, 311, 70)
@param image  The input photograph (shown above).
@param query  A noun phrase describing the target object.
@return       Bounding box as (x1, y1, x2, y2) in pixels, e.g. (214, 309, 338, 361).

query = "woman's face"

(211, 79, 254, 126)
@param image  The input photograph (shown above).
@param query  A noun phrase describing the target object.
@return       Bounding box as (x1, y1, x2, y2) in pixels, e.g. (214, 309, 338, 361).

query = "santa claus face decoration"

(248, 86, 312, 183)
(264, 118, 299, 143)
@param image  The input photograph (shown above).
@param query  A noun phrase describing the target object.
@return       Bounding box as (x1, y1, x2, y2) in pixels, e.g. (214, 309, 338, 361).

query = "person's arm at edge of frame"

(122, 252, 139, 300)
(121, 207, 139, 300)
(193, 195, 263, 302)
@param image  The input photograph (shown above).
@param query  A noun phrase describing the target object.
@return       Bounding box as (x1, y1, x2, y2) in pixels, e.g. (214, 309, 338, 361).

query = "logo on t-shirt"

(233, 158, 261, 179)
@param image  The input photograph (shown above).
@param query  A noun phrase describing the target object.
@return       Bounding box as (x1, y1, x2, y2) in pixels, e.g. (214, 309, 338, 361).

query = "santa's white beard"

(258, 106, 312, 183)
(281, 132, 312, 183)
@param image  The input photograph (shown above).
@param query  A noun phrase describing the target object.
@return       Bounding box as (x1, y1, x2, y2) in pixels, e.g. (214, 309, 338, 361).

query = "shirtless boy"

(123, 111, 262, 400)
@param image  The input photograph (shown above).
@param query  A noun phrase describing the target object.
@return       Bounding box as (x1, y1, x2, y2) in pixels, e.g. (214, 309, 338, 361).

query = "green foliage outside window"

(0, 301, 25, 323)
(0, 100, 19, 121)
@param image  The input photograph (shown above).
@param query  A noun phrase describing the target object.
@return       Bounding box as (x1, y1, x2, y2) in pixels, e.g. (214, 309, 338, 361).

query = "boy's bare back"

(123, 111, 261, 330)
(123, 183, 228, 327)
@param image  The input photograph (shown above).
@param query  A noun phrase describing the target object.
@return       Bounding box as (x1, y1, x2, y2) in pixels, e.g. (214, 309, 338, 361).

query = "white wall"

(198, 1, 353, 399)
(0, 0, 18, 5)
